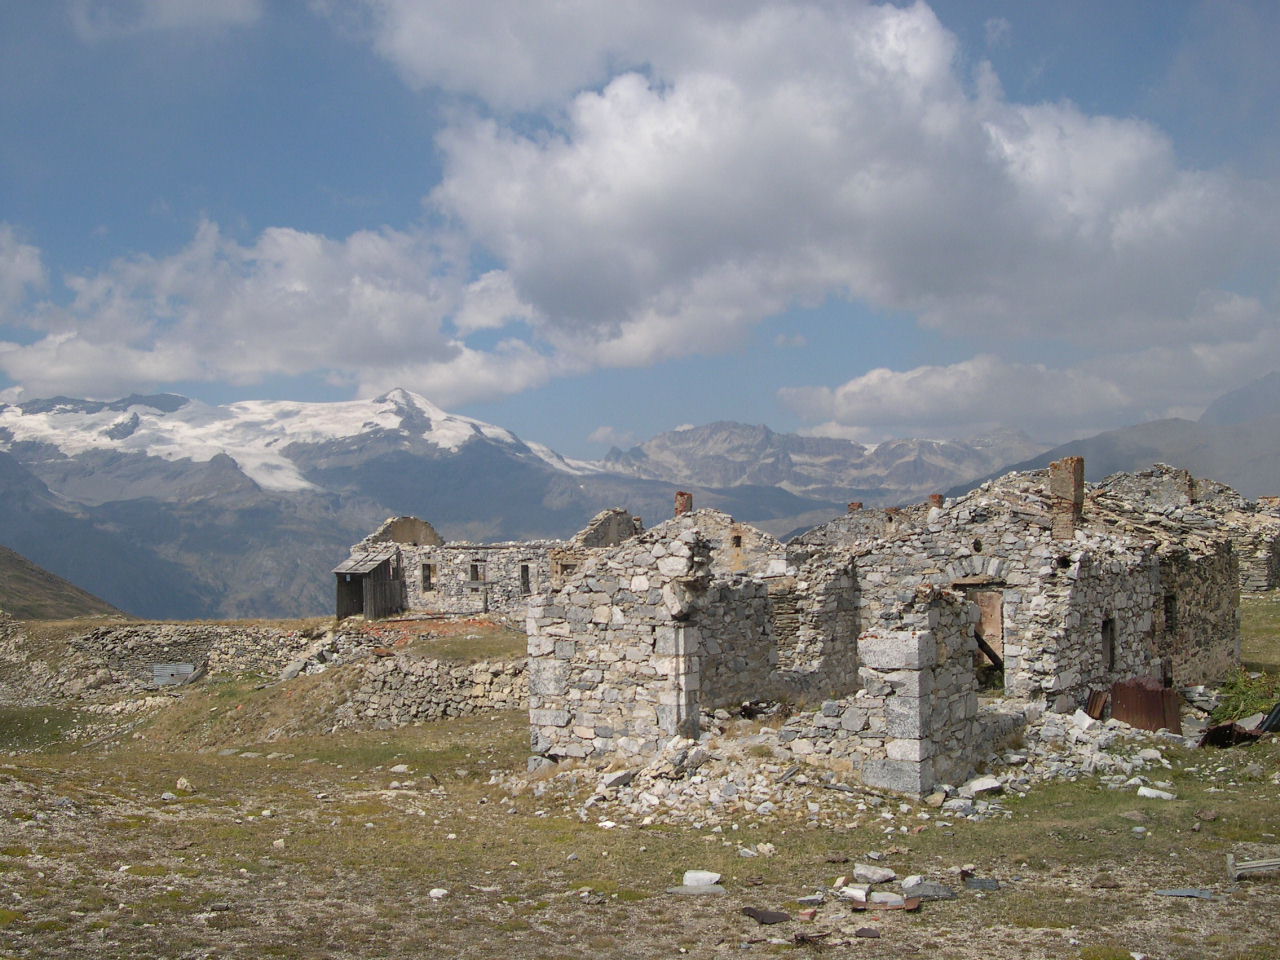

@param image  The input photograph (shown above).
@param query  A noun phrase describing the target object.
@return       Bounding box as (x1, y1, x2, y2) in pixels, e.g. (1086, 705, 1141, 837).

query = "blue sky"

(1, 1, 1278, 458)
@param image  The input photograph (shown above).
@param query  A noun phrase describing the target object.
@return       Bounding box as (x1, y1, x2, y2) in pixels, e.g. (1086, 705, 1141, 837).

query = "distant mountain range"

(947, 372, 1280, 498)
(2, 374, 1275, 621)
(601, 422, 1048, 503)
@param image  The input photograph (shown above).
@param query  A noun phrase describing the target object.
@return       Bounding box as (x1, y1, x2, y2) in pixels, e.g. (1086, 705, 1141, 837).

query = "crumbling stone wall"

(69, 623, 320, 683)
(802, 466, 1239, 702)
(1093, 464, 1280, 594)
(1154, 542, 1240, 685)
(526, 523, 871, 761)
(337, 654, 526, 728)
(785, 586, 986, 794)
(655, 507, 788, 577)
(526, 528, 714, 759)
(343, 508, 644, 618)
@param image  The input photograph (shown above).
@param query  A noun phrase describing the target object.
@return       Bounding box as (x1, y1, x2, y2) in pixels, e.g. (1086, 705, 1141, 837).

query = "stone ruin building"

(332, 460, 1273, 796)
(334, 508, 644, 620)
(525, 460, 1248, 795)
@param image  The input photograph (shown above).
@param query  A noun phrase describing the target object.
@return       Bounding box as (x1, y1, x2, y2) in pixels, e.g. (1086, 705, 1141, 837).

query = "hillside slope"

(0, 542, 125, 620)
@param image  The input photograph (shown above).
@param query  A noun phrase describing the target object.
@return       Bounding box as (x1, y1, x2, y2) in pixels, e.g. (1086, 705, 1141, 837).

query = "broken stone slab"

(1137, 786, 1177, 800)
(599, 770, 635, 790)
(959, 776, 1003, 798)
(682, 870, 721, 887)
(867, 891, 904, 907)
(902, 880, 957, 901)
(852, 863, 896, 884)
(280, 660, 305, 681)
(741, 907, 790, 925)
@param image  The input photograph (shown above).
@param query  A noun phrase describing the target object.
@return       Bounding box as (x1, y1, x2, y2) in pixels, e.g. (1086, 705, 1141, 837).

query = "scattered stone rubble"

(506, 698, 1191, 830)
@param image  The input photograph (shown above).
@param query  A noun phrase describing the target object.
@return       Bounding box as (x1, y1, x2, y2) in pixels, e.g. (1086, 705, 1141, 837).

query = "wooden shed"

(333, 546, 405, 620)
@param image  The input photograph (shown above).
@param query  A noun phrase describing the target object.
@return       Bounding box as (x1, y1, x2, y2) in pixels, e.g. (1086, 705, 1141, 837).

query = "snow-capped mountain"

(0, 391, 841, 619)
(0, 388, 584, 494)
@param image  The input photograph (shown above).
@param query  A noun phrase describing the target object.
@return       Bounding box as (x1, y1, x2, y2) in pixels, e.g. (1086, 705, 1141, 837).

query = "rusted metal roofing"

(1111, 676, 1181, 734)
(332, 546, 396, 575)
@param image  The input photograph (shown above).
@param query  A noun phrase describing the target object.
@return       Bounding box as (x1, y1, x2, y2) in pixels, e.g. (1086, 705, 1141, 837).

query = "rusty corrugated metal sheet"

(1111, 677, 1181, 734)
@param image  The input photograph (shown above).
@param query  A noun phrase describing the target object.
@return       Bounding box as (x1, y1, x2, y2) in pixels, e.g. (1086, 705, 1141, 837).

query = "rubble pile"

(509, 702, 1193, 829)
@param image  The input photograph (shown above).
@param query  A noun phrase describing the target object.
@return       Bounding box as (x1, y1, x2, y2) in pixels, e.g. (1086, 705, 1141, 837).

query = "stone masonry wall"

(337, 654, 526, 728)
(393, 542, 558, 615)
(69, 623, 321, 683)
(1155, 543, 1240, 685)
(770, 586, 988, 794)
(526, 528, 713, 760)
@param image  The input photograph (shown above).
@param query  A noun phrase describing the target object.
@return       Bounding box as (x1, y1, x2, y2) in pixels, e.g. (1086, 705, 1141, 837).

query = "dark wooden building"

(333, 546, 405, 620)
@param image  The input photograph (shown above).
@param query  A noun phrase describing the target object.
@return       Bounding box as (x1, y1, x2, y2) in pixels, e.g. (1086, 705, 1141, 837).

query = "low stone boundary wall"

(336, 654, 527, 728)
(69, 623, 324, 681)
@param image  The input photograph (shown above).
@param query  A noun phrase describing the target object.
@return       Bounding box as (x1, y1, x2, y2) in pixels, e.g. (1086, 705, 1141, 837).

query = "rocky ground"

(0, 606, 1278, 959)
(1, 685, 1278, 960)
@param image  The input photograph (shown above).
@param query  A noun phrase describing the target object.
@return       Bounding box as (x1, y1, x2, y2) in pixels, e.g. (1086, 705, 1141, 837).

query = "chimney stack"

(674, 491, 693, 517)
(1049, 456, 1085, 539)
(928, 494, 945, 508)
(847, 501, 863, 513)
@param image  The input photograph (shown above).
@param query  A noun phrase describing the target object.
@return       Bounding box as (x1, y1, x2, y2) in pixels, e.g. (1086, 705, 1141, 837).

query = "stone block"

(527, 658, 569, 696)
(530, 708, 570, 727)
(883, 669, 933, 697)
(862, 758, 931, 795)
(653, 626, 681, 655)
(885, 695, 928, 739)
(886, 737, 934, 762)
(858, 633, 936, 670)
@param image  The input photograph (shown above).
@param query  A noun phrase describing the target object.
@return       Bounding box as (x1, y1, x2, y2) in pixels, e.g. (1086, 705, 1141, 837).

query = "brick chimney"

(1048, 456, 1085, 539)
(928, 494, 944, 508)
(674, 490, 693, 517)
(847, 501, 863, 513)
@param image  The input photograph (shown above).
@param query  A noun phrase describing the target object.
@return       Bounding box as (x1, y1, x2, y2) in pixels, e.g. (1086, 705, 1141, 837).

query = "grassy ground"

(1216, 596, 1280, 721)
(1240, 594, 1280, 673)
(0, 611, 1276, 959)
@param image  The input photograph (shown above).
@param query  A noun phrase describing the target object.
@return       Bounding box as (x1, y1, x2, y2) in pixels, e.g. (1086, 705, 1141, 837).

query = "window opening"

(422, 564, 434, 591)
(1101, 616, 1117, 671)
(1163, 593, 1178, 634)
(520, 564, 531, 595)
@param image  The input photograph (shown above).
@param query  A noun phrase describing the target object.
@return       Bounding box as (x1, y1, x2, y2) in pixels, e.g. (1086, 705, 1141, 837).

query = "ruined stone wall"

(398, 542, 560, 615)
(526, 528, 713, 760)
(336, 654, 526, 728)
(68, 623, 322, 683)
(653, 509, 788, 577)
(771, 553, 860, 686)
(1155, 543, 1240, 685)
(1221, 515, 1280, 593)
(842, 474, 1174, 708)
(526, 524, 865, 762)
(773, 587, 993, 794)
(1093, 464, 1280, 594)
